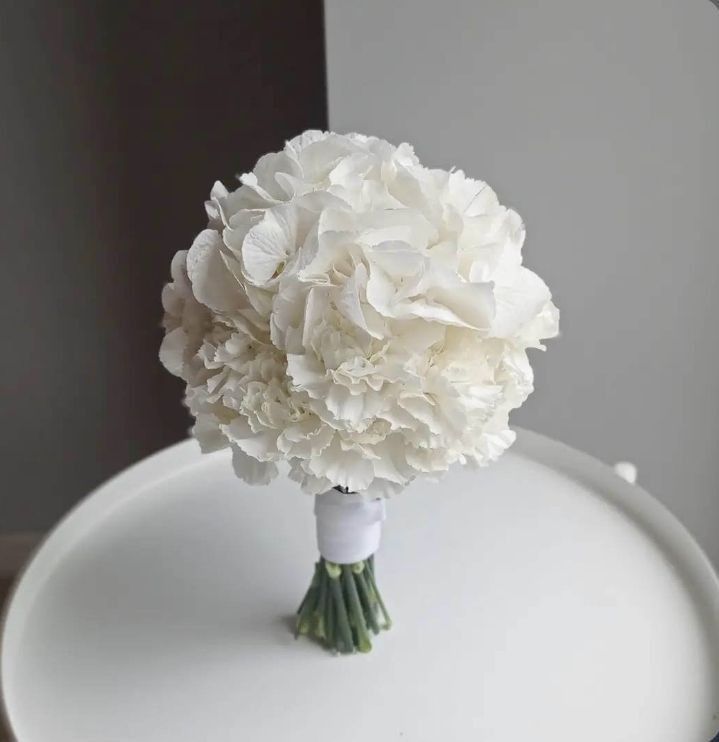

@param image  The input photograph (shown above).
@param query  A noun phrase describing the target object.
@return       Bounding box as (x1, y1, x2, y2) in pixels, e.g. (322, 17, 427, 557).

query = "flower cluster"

(160, 131, 558, 496)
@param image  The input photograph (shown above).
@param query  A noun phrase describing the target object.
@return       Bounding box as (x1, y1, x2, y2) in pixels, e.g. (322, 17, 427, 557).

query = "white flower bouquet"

(160, 131, 558, 653)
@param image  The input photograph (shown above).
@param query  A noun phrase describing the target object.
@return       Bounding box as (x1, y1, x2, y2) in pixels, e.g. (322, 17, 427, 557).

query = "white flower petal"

(305, 438, 375, 492)
(241, 212, 292, 286)
(193, 415, 229, 453)
(160, 130, 557, 494)
(186, 229, 243, 312)
(492, 267, 552, 338)
(231, 445, 278, 485)
(159, 326, 187, 376)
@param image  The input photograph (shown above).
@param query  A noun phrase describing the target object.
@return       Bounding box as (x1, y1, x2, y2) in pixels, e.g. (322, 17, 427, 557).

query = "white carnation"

(161, 131, 559, 497)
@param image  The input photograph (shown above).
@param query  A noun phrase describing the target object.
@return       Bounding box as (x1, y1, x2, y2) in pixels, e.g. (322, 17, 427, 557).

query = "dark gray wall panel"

(0, 1, 328, 530)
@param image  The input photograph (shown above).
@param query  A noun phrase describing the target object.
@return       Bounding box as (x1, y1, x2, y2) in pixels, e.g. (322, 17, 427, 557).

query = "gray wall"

(325, 0, 719, 562)
(0, 2, 327, 533)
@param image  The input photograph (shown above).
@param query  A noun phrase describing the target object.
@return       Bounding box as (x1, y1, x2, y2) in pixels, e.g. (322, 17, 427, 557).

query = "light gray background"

(325, 0, 719, 562)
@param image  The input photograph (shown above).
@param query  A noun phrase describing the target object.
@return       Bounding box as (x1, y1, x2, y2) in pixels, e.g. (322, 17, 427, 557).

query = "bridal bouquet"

(160, 131, 558, 653)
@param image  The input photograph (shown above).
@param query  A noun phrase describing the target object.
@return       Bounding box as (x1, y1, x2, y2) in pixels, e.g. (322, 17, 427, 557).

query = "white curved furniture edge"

(2, 427, 719, 740)
(0, 444, 209, 738)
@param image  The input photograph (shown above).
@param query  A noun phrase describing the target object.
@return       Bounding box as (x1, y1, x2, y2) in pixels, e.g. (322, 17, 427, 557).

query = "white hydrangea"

(160, 131, 558, 497)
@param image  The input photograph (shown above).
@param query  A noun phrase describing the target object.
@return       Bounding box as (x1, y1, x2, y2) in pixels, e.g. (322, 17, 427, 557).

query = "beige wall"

(325, 0, 719, 562)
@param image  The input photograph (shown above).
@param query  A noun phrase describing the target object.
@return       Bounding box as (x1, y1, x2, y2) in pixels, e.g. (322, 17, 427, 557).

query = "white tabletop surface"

(2, 429, 719, 742)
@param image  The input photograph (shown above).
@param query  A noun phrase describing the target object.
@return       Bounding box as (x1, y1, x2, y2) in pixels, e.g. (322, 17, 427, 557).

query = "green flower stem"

(326, 584, 336, 647)
(315, 568, 329, 640)
(295, 556, 391, 654)
(332, 575, 353, 652)
(365, 559, 392, 629)
(295, 562, 319, 638)
(342, 565, 371, 653)
(354, 568, 380, 635)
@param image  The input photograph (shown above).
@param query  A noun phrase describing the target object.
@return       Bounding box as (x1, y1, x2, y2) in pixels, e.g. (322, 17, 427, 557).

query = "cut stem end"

(295, 556, 391, 654)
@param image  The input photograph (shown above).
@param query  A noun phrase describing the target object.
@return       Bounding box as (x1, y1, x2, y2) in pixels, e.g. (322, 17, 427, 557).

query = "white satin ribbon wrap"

(314, 490, 386, 564)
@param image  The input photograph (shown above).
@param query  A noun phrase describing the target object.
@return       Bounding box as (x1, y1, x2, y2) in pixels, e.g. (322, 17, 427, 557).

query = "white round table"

(3, 429, 719, 742)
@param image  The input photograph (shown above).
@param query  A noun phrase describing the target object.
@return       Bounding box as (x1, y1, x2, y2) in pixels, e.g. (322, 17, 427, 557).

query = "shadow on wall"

(0, 1, 328, 531)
